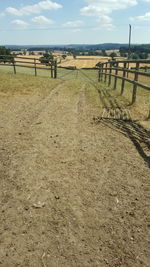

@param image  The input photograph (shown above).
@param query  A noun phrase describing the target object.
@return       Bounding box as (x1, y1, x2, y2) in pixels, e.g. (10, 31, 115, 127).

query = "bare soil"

(0, 74, 150, 267)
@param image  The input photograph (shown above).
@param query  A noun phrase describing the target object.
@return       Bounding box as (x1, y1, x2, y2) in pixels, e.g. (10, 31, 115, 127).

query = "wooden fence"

(0, 55, 57, 78)
(97, 59, 150, 104)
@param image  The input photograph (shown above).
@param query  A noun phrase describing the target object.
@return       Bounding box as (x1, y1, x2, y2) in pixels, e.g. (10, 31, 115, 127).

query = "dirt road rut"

(0, 79, 149, 267)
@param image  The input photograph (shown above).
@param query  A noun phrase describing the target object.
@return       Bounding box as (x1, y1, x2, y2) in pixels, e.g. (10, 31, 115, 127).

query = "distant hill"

(67, 43, 129, 50)
(2, 43, 150, 51)
(3, 43, 130, 51)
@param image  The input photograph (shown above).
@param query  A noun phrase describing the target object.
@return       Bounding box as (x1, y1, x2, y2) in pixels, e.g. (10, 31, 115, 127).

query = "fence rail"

(0, 55, 57, 78)
(97, 59, 150, 104)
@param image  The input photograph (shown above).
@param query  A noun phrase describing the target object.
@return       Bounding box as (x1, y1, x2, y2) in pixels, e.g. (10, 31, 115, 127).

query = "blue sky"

(0, 0, 150, 45)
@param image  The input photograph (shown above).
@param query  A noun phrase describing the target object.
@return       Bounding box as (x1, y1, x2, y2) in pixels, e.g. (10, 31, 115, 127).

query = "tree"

(120, 52, 127, 57)
(120, 44, 150, 54)
(29, 51, 35, 56)
(101, 49, 108, 56)
(73, 53, 77, 59)
(131, 53, 139, 60)
(62, 54, 67, 60)
(39, 51, 54, 65)
(130, 52, 148, 60)
(23, 50, 27, 55)
(138, 52, 148, 59)
(0, 46, 14, 64)
(0, 46, 11, 56)
(95, 62, 101, 68)
(109, 52, 117, 60)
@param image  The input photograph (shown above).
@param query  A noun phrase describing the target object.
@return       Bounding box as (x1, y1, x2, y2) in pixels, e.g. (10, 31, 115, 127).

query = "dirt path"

(0, 79, 150, 267)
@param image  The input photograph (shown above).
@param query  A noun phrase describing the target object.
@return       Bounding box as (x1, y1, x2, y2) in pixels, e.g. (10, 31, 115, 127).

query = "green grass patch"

(0, 70, 60, 96)
(0, 65, 53, 78)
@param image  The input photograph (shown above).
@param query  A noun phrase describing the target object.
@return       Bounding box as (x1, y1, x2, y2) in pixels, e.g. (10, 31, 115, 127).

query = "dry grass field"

(14, 55, 123, 69)
(8, 54, 150, 72)
(15, 55, 41, 67)
(59, 55, 111, 68)
(14, 55, 110, 69)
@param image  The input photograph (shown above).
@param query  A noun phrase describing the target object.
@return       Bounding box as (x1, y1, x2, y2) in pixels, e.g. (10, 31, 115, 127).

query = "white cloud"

(97, 15, 112, 24)
(101, 23, 115, 30)
(63, 20, 84, 28)
(81, 0, 138, 30)
(32, 15, 54, 24)
(6, 0, 62, 16)
(81, 0, 137, 16)
(11, 19, 28, 28)
(6, 8, 22, 16)
(73, 28, 82, 32)
(131, 11, 150, 21)
(94, 24, 115, 31)
(96, 15, 114, 30)
(0, 12, 5, 17)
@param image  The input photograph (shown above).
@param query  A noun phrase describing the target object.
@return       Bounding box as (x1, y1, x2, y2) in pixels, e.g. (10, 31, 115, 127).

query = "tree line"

(120, 44, 150, 59)
(0, 46, 55, 66)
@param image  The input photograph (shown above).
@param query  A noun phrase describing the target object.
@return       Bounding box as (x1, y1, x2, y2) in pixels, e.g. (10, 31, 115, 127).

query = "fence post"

(98, 65, 102, 82)
(34, 58, 37, 76)
(98, 67, 100, 82)
(13, 57, 16, 74)
(51, 64, 53, 78)
(113, 62, 118, 90)
(101, 64, 105, 81)
(121, 62, 127, 95)
(127, 62, 130, 78)
(54, 60, 57, 79)
(132, 62, 139, 104)
(108, 62, 112, 86)
(104, 63, 108, 83)
(100, 64, 104, 82)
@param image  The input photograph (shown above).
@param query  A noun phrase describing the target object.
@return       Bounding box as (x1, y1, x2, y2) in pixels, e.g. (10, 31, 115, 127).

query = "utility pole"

(128, 24, 132, 59)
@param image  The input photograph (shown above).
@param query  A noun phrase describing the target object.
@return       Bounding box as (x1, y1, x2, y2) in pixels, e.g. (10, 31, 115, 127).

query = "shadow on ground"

(94, 117, 150, 168)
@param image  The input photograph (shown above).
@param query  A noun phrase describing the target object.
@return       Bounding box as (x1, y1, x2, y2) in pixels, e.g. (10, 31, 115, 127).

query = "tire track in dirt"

(0, 80, 90, 266)
(0, 79, 150, 267)
(0, 81, 65, 207)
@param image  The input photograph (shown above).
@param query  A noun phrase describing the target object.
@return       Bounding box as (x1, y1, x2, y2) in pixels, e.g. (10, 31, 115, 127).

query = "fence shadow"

(79, 68, 150, 167)
(79, 70, 130, 110)
(94, 117, 150, 168)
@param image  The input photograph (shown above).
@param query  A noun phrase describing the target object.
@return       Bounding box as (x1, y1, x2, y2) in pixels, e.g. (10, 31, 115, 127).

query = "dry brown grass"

(58, 56, 111, 68)
(0, 71, 60, 95)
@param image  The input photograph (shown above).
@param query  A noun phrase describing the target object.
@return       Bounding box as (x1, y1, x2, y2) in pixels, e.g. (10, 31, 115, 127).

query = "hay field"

(15, 55, 52, 70)
(58, 56, 129, 69)
(16, 55, 41, 66)
(58, 56, 110, 68)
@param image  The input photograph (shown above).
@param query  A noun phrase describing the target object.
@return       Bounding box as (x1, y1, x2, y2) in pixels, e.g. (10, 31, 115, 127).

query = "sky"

(0, 0, 150, 45)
